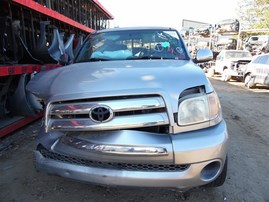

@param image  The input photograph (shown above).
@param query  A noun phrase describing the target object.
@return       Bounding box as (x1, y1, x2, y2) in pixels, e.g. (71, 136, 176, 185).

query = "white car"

(244, 53, 269, 88)
(214, 50, 252, 81)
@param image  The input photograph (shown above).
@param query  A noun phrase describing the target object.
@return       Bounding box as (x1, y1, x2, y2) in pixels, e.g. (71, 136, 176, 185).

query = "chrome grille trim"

(49, 97, 165, 115)
(48, 113, 169, 131)
(61, 136, 168, 156)
(45, 96, 169, 132)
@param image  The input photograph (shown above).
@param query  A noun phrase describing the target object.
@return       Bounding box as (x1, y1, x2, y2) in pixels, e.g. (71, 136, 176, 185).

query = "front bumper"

(33, 121, 228, 189)
(228, 69, 244, 77)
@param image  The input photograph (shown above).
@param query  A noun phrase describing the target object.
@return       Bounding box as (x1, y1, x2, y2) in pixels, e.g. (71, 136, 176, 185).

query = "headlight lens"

(178, 92, 222, 126)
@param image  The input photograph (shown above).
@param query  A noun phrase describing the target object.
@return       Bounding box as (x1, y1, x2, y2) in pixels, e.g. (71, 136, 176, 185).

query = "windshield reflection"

(75, 29, 189, 63)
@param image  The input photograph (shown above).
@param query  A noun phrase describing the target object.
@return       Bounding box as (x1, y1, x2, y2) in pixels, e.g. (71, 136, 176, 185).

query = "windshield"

(75, 29, 189, 62)
(225, 51, 252, 59)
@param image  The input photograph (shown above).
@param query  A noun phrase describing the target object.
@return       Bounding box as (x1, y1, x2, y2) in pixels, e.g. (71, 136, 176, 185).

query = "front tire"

(221, 69, 231, 82)
(244, 74, 256, 88)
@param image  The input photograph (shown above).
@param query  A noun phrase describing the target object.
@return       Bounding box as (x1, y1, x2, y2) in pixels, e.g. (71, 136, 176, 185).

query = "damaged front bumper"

(33, 121, 228, 189)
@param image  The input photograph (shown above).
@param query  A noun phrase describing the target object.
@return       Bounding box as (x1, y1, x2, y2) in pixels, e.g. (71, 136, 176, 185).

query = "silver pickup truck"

(27, 27, 228, 190)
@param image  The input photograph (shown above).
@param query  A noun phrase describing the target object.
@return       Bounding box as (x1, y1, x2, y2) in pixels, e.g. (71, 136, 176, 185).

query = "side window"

(266, 55, 269, 65)
(251, 57, 260, 64)
(258, 55, 268, 64)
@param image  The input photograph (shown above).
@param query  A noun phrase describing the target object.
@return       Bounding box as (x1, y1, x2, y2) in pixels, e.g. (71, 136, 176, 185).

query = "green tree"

(237, 0, 269, 29)
(253, 0, 269, 28)
(236, 0, 257, 29)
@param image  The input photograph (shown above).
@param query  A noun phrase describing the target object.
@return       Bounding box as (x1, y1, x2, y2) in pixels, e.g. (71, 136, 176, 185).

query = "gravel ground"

(0, 76, 269, 202)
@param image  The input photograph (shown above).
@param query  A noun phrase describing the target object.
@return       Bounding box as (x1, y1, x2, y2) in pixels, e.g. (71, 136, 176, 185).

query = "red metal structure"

(0, 0, 113, 138)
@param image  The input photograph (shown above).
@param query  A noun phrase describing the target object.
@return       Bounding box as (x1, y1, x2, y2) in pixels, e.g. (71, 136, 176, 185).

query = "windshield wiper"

(89, 58, 110, 62)
(74, 58, 110, 63)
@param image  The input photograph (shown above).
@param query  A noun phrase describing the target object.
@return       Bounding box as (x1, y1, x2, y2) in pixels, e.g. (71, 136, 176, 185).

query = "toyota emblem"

(89, 105, 113, 123)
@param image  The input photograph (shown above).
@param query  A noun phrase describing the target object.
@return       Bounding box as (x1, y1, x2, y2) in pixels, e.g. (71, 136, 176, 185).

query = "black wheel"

(221, 69, 231, 82)
(244, 74, 256, 88)
(205, 156, 228, 187)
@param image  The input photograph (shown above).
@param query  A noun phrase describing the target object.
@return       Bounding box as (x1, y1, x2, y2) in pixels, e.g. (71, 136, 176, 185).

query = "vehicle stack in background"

(214, 19, 239, 54)
(0, 0, 113, 138)
(181, 18, 240, 72)
(181, 18, 269, 58)
(181, 19, 269, 88)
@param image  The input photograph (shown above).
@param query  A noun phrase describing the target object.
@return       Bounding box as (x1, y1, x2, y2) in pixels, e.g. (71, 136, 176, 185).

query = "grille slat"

(50, 97, 165, 115)
(49, 113, 169, 131)
(38, 145, 189, 172)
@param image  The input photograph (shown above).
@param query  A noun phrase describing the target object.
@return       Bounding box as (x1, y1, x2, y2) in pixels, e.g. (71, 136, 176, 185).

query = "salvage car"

(215, 37, 237, 52)
(244, 35, 269, 55)
(193, 26, 211, 37)
(216, 19, 240, 33)
(27, 27, 228, 190)
(244, 53, 269, 88)
(213, 50, 252, 81)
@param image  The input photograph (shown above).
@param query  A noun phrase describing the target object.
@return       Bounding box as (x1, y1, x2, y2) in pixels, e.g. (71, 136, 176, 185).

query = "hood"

(27, 60, 213, 110)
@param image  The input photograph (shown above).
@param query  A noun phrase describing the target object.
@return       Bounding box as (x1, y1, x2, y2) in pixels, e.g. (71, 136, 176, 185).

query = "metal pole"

(236, 21, 241, 50)
(209, 25, 212, 49)
(236, 28, 241, 50)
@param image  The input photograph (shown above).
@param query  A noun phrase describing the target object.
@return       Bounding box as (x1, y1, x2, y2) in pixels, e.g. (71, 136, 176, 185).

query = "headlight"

(230, 62, 236, 69)
(178, 91, 222, 127)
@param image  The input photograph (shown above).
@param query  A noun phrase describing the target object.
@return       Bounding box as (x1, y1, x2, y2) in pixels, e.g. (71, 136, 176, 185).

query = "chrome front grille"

(45, 95, 169, 132)
(37, 145, 189, 172)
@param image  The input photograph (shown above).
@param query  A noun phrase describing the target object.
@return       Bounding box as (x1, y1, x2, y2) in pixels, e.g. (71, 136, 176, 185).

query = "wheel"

(205, 156, 228, 187)
(244, 74, 256, 88)
(221, 69, 231, 82)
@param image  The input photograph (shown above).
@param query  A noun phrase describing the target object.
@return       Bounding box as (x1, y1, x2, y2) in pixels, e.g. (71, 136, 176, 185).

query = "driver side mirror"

(193, 48, 213, 63)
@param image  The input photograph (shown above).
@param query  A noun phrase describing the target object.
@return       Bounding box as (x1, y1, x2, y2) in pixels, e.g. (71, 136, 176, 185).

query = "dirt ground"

(0, 76, 269, 202)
